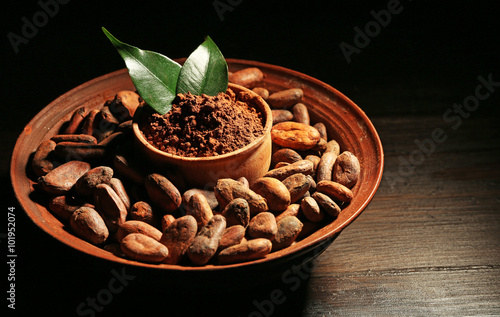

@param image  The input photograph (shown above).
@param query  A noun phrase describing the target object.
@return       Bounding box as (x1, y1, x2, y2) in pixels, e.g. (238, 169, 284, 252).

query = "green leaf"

(176, 36, 228, 96)
(102, 27, 181, 115)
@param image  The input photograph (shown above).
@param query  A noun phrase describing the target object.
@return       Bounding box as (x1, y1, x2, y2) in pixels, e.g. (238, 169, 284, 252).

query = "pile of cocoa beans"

(29, 67, 360, 266)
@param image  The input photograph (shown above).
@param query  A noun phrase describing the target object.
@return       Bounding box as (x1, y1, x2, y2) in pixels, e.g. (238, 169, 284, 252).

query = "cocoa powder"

(140, 89, 264, 157)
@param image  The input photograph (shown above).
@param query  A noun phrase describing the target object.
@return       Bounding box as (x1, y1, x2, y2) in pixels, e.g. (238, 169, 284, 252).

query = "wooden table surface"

(3, 1, 500, 316)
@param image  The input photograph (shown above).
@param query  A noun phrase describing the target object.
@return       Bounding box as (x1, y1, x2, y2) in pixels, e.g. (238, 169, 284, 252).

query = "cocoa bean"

(145, 173, 182, 214)
(221, 198, 250, 228)
(312, 192, 341, 218)
(182, 188, 219, 210)
(75, 166, 113, 197)
(38, 160, 90, 195)
(81, 109, 99, 135)
(116, 220, 162, 242)
(109, 178, 131, 212)
(267, 88, 303, 109)
(316, 180, 354, 203)
(316, 152, 337, 182)
(120, 233, 169, 263)
(107, 90, 141, 121)
(237, 176, 250, 188)
(271, 148, 302, 166)
(333, 151, 360, 188)
(292, 103, 310, 125)
(94, 183, 128, 233)
(130, 201, 156, 226)
(63, 107, 87, 134)
(252, 87, 269, 99)
(313, 122, 328, 141)
(70, 206, 109, 245)
(92, 106, 119, 142)
(31, 139, 56, 177)
(228, 67, 264, 88)
(275, 162, 290, 169)
(264, 159, 314, 181)
(271, 109, 294, 125)
(301, 196, 324, 222)
(186, 193, 214, 229)
(271, 121, 320, 150)
(98, 131, 127, 147)
(214, 178, 268, 216)
(187, 214, 226, 265)
(54, 142, 107, 162)
(305, 155, 321, 175)
(218, 238, 272, 264)
(161, 214, 176, 232)
(218, 225, 246, 252)
(272, 216, 303, 251)
(48, 195, 92, 221)
(275, 204, 301, 223)
(251, 177, 291, 212)
(247, 212, 278, 240)
(325, 139, 341, 155)
(113, 154, 145, 184)
(160, 215, 198, 264)
(51, 134, 97, 144)
(282, 173, 311, 203)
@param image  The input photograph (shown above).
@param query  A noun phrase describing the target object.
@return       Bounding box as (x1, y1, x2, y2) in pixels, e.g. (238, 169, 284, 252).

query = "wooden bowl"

(10, 59, 383, 289)
(132, 83, 273, 188)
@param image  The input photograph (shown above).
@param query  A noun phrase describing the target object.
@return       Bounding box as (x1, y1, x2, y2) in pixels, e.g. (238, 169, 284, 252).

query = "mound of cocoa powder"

(140, 89, 265, 157)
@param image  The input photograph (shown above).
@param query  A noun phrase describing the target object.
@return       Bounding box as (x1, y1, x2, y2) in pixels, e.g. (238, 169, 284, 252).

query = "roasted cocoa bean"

(116, 220, 162, 242)
(63, 107, 87, 134)
(271, 148, 302, 166)
(54, 142, 107, 162)
(228, 67, 264, 88)
(113, 154, 145, 184)
(264, 159, 314, 181)
(186, 193, 214, 229)
(51, 134, 97, 144)
(92, 106, 119, 142)
(218, 225, 246, 252)
(275, 162, 290, 169)
(267, 88, 303, 109)
(187, 214, 226, 265)
(251, 177, 291, 212)
(108, 90, 141, 121)
(305, 155, 321, 175)
(161, 214, 176, 232)
(160, 215, 198, 264)
(120, 233, 169, 263)
(325, 139, 341, 155)
(316, 180, 354, 203)
(247, 212, 278, 240)
(214, 178, 268, 215)
(237, 176, 250, 188)
(252, 87, 269, 99)
(275, 204, 301, 223)
(130, 201, 156, 226)
(75, 166, 113, 197)
(182, 188, 219, 210)
(145, 173, 182, 214)
(70, 206, 109, 245)
(271, 109, 294, 125)
(282, 173, 311, 203)
(31, 139, 56, 177)
(98, 131, 127, 147)
(316, 152, 337, 182)
(312, 192, 341, 218)
(221, 198, 250, 228)
(49, 195, 92, 221)
(81, 109, 99, 135)
(94, 183, 128, 233)
(301, 196, 324, 222)
(313, 122, 328, 141)
(272, 216, 303, 251)
(109, 178, 131, 211)
(333, 151, 360, 188)
(292, 103, 310, 125)
(218, 238, 272, 264)
(38, 160, 90, 195)
(271, 121, 321, 150)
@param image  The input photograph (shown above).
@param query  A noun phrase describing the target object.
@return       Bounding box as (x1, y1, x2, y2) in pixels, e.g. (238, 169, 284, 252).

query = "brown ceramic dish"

(132, 83, 273, 188)
(10, 59, 383, 288)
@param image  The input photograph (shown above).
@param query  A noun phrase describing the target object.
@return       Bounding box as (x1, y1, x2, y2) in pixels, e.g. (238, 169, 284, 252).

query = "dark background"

(2, 0, 499, 316)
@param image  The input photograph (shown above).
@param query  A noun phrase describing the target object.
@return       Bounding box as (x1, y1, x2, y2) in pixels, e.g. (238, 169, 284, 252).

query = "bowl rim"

(132, 82, 273, 162)
(10, 58, 384, 271)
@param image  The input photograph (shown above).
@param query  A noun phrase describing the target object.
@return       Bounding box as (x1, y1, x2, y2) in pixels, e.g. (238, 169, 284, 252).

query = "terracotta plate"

(10, 59, 383, 277)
